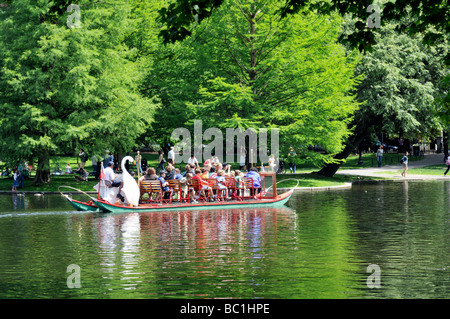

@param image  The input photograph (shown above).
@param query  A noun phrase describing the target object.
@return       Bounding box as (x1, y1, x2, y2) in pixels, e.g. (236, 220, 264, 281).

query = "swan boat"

(61, 157, 297, 213)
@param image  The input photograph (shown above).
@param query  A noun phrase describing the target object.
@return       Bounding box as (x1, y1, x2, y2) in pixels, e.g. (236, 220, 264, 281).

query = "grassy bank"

(377, 164, 449, 176)
(0, 152, 400, 192)
(0, 171, 388, 192)
(339, 153, 424, 169)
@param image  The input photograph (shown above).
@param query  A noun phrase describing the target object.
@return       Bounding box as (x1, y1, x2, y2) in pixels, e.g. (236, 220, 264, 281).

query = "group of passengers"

(139, 156, 262, 203)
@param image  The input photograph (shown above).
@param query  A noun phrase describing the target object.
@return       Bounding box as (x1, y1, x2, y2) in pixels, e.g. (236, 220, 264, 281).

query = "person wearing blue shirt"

(158, 171, 171, 200)
(401, 152, 409, 177)
(174, 168, 183, 180)
(246, 167, 262, 195)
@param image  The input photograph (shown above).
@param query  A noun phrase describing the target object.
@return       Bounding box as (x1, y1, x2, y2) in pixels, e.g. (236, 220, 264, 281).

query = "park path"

(336, 152, 449, 180)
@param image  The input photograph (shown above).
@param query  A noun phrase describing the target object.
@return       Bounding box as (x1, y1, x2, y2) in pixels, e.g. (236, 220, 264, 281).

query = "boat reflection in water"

(94, 207, 298, 296)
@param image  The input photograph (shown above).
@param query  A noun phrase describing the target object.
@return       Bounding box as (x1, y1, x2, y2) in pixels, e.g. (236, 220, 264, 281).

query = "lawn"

(377, 164, 449, 176)
(339, 153, 424, 169)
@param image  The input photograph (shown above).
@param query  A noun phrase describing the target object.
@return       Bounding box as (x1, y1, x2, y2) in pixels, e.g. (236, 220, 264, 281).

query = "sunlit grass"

(375, 164, 448, 176)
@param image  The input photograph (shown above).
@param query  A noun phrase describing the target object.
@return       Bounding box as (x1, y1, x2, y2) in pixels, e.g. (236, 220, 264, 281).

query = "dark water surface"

(0, 181, 449, 299)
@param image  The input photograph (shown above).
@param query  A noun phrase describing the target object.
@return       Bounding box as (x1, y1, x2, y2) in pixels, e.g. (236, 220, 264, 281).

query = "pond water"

(0, 180, 449, 299)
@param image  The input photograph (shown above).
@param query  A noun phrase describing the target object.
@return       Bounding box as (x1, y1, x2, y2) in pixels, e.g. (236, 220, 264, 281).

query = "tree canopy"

(157, 0, 449, 51)
(0, 0, 448, 184)
(0, 0, 156, 183)
(144, 0, 361, 165)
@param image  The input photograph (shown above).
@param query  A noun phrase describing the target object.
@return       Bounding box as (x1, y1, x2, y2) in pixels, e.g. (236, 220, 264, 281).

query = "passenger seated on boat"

(214, 162, 223, 174)
(193, 168, 215, 202)
(158, 170, 171, 200)
(182, 165, 191, 177)
(234, 170, 245, 197)
(246, 167, 262, 196)
(209, 166, 217, 179)
(180, 173, 198, 203)
(165, 165, 175, 180)
(222, 163, 230, 174)
(139, 167, 158, 182)
(104, 161, 125, 202)
(227, 171, 236, 198)
(203, 164, 211, 176)
(200, 168, 209, 180)
(174, 168, 183, 180)
(215, 169, 228, 199)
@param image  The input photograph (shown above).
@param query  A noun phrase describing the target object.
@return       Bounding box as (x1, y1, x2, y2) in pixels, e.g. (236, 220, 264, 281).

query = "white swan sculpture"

(93, 156, 140, 206)
(119, 156, 140, 207)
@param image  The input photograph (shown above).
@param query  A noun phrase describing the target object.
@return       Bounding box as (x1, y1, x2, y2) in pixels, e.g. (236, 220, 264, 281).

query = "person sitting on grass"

(75, 164, 89, 182)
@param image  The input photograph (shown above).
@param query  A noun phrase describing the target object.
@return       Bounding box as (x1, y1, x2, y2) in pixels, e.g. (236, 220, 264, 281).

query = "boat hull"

(93, 190, 293, 213)
(67, 197, 100, 212)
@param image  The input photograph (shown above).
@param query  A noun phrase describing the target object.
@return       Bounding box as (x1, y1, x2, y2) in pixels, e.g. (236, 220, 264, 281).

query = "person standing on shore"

(157, 150, 166, 172)
(444, 155, 450, 176)
(135, 151, 142, 175)
(12, 169, 19, 191)
(287, 147, 297, 174)
(79, 149, 87, 169)
(167, 147, 175, 165)
(376, 145, 383, 167)
(401, 152, 409, 177)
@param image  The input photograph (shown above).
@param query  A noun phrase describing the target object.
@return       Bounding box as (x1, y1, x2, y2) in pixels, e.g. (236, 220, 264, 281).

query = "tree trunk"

(443, 130, 449, 158)
(33, 153, 51, 185)
(315, 143, 355, 177)
(316, 124, 370, 177)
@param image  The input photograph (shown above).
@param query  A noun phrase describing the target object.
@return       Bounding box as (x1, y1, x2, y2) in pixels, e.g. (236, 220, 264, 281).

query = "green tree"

(317, 23, 448, 177)
(0, 0, 156, 184)
(145, 0, 360, 165)
(157, 0, 449, 51)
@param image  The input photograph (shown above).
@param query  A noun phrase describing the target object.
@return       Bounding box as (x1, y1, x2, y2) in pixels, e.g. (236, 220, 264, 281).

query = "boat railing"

(138, 176, 278, 205)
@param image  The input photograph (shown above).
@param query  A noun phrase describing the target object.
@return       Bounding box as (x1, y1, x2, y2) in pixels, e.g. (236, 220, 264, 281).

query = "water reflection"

(0, 181, 449, 299)
(89, 207, 301, 298)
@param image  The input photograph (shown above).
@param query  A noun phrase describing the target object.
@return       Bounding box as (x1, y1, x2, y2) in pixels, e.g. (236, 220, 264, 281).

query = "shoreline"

(2, 176, 448, 195)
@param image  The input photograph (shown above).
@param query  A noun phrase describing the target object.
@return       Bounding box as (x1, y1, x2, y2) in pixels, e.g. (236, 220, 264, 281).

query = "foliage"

(157, 0, 449, 51)
(145, 0, 361, 166)
(355, 24, 448, 139)
(0, 0, 157, 184)
(317, 19, 448, 177)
